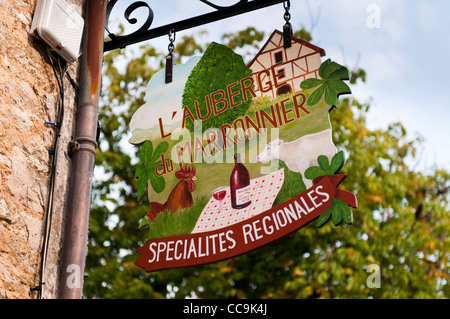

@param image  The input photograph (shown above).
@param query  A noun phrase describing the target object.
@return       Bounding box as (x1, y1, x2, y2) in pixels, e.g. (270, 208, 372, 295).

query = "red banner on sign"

(134, 174, 357, 272)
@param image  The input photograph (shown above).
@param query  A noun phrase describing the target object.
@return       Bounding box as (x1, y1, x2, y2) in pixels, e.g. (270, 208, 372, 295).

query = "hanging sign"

(130, 30, 357, 272)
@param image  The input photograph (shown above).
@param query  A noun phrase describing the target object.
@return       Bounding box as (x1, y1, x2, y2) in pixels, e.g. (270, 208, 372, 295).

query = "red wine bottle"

(230, 153, 251, 209)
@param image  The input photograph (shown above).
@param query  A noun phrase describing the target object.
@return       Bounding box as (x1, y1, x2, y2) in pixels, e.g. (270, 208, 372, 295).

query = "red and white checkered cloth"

(192, 169, 285, 234)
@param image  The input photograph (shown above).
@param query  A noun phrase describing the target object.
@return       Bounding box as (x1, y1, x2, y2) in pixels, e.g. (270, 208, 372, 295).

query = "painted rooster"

(145, 165, 197, 223)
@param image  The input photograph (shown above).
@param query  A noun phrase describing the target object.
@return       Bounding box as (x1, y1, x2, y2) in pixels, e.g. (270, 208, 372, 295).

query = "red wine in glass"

(213, 190, 227, 201)
(212, 186, 228, 212)
(230, 153, 251, 209)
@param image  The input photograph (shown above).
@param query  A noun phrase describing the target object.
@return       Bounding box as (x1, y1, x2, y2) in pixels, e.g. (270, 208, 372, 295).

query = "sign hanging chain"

(166, 29, 176, 83)
(283, 0, 293, 48)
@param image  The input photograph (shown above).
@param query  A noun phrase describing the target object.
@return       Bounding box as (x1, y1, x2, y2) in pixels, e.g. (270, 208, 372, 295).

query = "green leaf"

(318, 155, 330, 173)
(307, 83, 326, 106)
(139, 217, 149, 230)
(318, 59, 331, 78)
(343, 205, 353, 223)
(150, 141, 169, 164)
(135, 163, 146, 178)
(300, 78, 323, 89)
(319, 59, 343, 79)
(332, 199, 343, 226)
(330, 151, 345, 174)
(324, 86, 338, 106)
(136, 140, 168, 197)
(137, 169, 149, 200)
(305, 166, 327, 180)
(140, 141, 153, 167)
(317, 207, 332, 228)
(149, 171, 165, 193)
(328, 79, 352, 95)
(328, 66, 350, 80)
(335, 199, 352, 224)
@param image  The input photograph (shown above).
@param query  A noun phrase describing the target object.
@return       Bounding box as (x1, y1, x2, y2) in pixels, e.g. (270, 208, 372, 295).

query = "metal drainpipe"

(58, 0, 107, 299)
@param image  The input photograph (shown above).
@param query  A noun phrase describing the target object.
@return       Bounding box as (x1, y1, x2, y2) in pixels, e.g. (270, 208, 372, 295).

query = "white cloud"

(381, 18, 409, 45)
(363, 49, 412, 83)
(129, 56, 200, 133)
(417, 3, 439, 30)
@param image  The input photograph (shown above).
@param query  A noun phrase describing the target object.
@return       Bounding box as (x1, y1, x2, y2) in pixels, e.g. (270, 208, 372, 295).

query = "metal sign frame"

(104, 0, 286, 52)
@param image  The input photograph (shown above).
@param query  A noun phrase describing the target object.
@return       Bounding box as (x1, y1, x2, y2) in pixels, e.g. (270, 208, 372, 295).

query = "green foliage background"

(86, 27, 450, 299)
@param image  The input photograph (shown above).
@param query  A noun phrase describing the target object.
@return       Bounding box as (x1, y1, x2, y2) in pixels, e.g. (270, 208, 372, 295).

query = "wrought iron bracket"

(104, 0, 286, 52)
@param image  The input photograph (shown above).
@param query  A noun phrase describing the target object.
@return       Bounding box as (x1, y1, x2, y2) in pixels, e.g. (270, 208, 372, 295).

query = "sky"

(108, 0, 450, 173)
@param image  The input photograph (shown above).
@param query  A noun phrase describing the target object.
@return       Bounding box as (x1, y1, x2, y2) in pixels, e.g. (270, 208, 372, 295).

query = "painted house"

(248, 30, 326, 99)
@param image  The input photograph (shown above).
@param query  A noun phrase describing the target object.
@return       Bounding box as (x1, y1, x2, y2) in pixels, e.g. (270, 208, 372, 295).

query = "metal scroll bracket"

(104, 0, 286, 52)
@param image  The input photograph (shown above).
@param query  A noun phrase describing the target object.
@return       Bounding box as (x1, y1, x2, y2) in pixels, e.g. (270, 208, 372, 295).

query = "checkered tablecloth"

(192, 169, 285, 234)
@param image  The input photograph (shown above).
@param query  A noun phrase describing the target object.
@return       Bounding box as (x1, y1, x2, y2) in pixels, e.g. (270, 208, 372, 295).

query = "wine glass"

(212, 186, 228, 212)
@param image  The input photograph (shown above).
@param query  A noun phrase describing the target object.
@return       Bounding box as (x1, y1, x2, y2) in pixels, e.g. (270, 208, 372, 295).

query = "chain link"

(283, 0, 291, 23)
(168, 29, 176, 53)
(282, 0, 292, 48)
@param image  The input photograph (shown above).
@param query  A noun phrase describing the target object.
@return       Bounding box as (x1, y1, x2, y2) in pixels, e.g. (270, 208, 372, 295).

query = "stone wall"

(0, 0, 84, 299)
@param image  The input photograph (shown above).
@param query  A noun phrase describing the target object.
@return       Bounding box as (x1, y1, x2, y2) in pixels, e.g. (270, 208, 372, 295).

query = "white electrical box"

(30, 0, 84, 63)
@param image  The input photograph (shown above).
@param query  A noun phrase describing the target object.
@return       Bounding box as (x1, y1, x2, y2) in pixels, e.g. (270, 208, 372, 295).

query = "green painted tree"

(84, 28, 450, 299)
(182, 41, 253, 133)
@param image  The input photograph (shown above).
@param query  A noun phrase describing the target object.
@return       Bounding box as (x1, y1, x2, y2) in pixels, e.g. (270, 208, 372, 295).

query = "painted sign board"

(130, 30, 357, 272)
